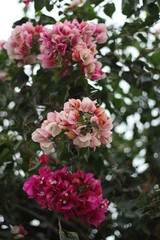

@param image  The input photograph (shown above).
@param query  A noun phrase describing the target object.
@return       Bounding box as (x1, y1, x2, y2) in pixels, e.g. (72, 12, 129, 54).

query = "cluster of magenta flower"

(23, 97, 113, 227)
(23, 166, 108, 227)
(3, 20, 107, 80)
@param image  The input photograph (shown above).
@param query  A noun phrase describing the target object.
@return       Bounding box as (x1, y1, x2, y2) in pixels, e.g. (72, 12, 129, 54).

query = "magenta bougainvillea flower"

(32, 97, 113, 153)
(39, 154, 50, 165)
(23, 166, 108, 227)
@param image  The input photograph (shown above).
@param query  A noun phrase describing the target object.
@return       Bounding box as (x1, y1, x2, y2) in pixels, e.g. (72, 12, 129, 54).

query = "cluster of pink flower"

(3, 20, 107, 80)
(39, 19, 107, 80)
(32, 97, 113, 153)
(23, 166, 108, 227)
(4, 22, 43, 67)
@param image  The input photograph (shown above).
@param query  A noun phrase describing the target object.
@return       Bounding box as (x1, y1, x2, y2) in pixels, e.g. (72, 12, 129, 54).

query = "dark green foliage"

(0, 0, 160, 239)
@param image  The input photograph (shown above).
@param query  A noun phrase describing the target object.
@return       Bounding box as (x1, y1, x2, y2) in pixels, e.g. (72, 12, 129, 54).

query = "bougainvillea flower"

(23, 166, 108, 227)
(32, 97, 113, 153)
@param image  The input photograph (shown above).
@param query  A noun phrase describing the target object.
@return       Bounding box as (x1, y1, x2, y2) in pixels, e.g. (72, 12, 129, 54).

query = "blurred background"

(0, 0, 160, 239)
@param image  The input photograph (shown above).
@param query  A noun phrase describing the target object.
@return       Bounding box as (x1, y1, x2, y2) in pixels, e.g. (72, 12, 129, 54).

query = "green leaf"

(38, 14, 56, 25)
(60, 230, 79, 240)
(13, 17, 30, 27)
(122, 2, 134, 17)
(104, 3, 115, 18)
(57, 139, 65, 160)
(148, 52, 160, 68)
(147, 3, 159, 16)
(45, 0, 54, 11)
(54, 69, 60, 84)
(0, 148, 10, 164)
(34, 0, 45, 11)
(0, 95, 7, 107)
(69, 2, 96, 21)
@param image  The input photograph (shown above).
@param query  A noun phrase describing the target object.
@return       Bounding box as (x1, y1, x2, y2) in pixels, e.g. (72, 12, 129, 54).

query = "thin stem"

(58, 215, 62, 240)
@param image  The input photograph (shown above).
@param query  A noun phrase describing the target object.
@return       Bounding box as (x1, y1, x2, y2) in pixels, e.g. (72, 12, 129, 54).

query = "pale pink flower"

(90, 61, 106, 80)
(40, 140, 53, 154)
(32, 128, 51, 143)
(67, 110, 79, 124)
(73, 133, 91, 148)
(4, 22, 42, 66)
(80, 97, 97, 113)
(45, 122, 62, 137)
(4, 22, 34, 60)
(68, 0, 83, 9)
(64, 99, 81, 113)
(65, 130, 77, 139)
(89, 135, 101, 149)
(17, 54, 37, 67)
(47, 111, 58, 122)
(0, 40, 6, 51)
(95, 23, 108, 44)
(0, 72, 9, 82)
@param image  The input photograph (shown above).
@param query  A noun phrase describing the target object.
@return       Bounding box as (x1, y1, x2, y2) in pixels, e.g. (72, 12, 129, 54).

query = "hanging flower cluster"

(39, 20, 107, 80)
(3, 20, 107, 80)
(32, 97, 113, 153)
(4, 22, 43, 67)
(23, 166, 108, 227)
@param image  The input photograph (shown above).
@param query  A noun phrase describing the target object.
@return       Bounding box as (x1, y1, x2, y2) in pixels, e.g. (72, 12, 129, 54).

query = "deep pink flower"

(22, 0, 32, 7)
(23, 166, 108, 227)
(18, 224, 28, 236)
(39, 154, 50, 165)
(57, 43, 67, 56)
